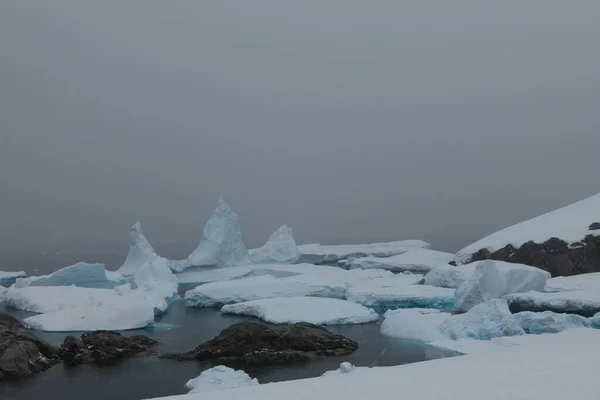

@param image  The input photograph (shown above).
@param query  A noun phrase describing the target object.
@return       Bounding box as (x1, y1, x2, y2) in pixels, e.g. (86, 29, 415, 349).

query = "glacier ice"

(380, 308, 452, 342)
(118, 222, 158, 276)
(221, 297, 379, 325)
(441, 299, 525, 340)
(187, 198, 250, 269)
(250, 225, 300, 264)
(423, 264, 476, 289)
(0, 270, 27, 286)
(504, 290, 600, 317)
(15, 262, 126, 289)
(185, 366, 259, 394)
(454, 260, 550, 312)
(513, 311, 590, 334)
(345, 249, 455, 274)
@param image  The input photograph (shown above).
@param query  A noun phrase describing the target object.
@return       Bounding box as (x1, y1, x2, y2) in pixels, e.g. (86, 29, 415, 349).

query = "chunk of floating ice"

(117, 222, 158, 276)
(249, 225, 300, 264)
(15, 262, 126, 289)
(346, 249, 455, 274)
(513, 310, 590, 334)
(504, 289, 600, 317)
(423, 264, 477, 289)
(185, 366, 259, 394)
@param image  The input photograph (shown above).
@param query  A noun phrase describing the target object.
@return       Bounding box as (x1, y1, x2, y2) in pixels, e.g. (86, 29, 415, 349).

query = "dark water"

(0, 254, 441, 400)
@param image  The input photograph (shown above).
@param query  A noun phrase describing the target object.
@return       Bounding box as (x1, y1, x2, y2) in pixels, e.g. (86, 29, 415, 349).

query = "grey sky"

(1, 1, 599, 258)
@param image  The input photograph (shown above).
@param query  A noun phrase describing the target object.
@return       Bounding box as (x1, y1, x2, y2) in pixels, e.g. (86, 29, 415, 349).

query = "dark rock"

(448, 261, 457, 266)
(163, 321, 358, 366)
(589, 222, 600, 231)
(468, 234, 600, 277)
(58, 331, 158, 366)
(0, 313, 60, 381)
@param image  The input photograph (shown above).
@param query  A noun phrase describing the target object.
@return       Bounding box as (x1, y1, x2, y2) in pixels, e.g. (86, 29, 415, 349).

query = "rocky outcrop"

(163, 321, 358, 366)
(469, 234, 600, 277)
(0, 313, 59, 381)
(58, 331, 158, 366)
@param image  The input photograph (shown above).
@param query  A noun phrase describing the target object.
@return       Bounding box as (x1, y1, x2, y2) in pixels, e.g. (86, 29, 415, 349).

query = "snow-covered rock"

(185, 366, 259, 394)
(544, 272, 600, 292)
(14, 262, 126, 289)
(441, 299, 525, 340)
(298, 240, 430, 265)
(380, 308, 451, 342)
(117, 222, 158, 276)
(23, 304, 155, 332)
(0, 270, 27, 286)
(346, 275, 455, 309)
(250, 225, 300, 264)
(422, 264, 477, 289)
(221, 297, 379, 325)
(346, 249, 454, 274)
(504, 290, 600, 317)
(187, 199, 250, 269)
(454, 260, 550, 312)
(514, 311, 590, 334)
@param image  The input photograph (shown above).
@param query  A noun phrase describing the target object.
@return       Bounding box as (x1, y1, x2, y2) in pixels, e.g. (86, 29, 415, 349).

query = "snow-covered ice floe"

(150, 328, 600, 400)
(454, 260, 550, 312)
(513, 311, 590, 334)
(544, 272, 600, 292)
(249, 225, 300, 264)
(346, 275, 455, 309)
(456, 192, 600, 260)
(185, 366, 259, 394)
(221, 297, 378, 325)
(0, 270, 27, 286)
(505, 290, 600, 317)
(15, 262, 126, 289)
(345, 249, 455, 274)
(380, 308, 451, 342)
(117, 222, 158, 276)
(297, 240, 430, 265)
(422, 264, 477, 289)
(186, 198, 250, 270)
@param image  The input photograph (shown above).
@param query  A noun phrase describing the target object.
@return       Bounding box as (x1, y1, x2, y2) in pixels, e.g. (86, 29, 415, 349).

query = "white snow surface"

(514, 311, 590, 334)
(23, 304, 155, 332)
(504, 290, 600, 316)
(346, 275, 455, 309)
(249, 225, 300, 264)
(454, 260, 550, 312)
(187, 198, 250, 269)
(0, 270, 26, 284)
(380, 308, 452, 342)
(346, 248, 454, 274)
(185, 366, 259, 394)
(297, 240, 430, 265)
(545, 272, 600, 292)
(423, 264, 477, 288)
(15, 262, 125, 289)
(132, 256, 179, 314)
(150, 328, 600, 400)
(321, 363, 371, 377)
(221, 297, 378, 325)
(117, 222, 158, 276)
(425, 334, 550, 357)
(457, 192, 600, 258)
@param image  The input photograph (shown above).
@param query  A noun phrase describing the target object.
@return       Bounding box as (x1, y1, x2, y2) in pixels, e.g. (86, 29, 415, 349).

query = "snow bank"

(15, 262, 125, 289)
(380, 308, 451, 342)
(118, 222, 158, 276)
(187, 199, 250, 269)
(151, 328, 600, 400)
(0, 270, 26, 285)
(297, 240, 430, 265)
(514, 311, 590, 334)
(249, 225, 300, 264)
(221, 297, 378, 325)
(346, 275, 454, 309)
(545, 272, 600, 292)
(423, 264, 477, 289)
(454, 260, 550, 312)
(504, 290, 600, 317)
(23, 304, 155, 332)
(346, 249, 454, 274)
(185, 366, 259, 394)
(457, 192, 600, 258)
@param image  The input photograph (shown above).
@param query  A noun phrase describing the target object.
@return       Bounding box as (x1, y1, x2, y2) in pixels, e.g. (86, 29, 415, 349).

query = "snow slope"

(457, 192, 600, 258)
(118, 222, 158, 276)
(249, 225, 300, 264)
(345, 249, 454, 274)
(221, 297, 378, 325)
(151, 328, 600, 400)
(15, 262, 125, 289)
(185, 366, 259, 394)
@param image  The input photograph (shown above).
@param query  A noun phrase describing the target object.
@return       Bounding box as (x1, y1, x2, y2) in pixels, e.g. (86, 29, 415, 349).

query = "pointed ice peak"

(118, 222, 158, 277)
(250, 225, 300, 264)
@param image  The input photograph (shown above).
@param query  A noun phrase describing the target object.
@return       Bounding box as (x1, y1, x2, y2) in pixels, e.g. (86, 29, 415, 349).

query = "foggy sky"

(1, 1, 599, 257)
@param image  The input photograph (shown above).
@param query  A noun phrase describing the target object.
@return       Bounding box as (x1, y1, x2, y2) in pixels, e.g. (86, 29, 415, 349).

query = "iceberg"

(221, 297, 379, 325)
(185, 366, 259, 394)
(187, 199, 250, 269)
(23, 304, 155, 332)
(504, 290, 600, 317)
(544, 272, 600, 292)
(346, 275, 455, 309)
(345, 249, 455, 274)
(117, 222, 158, 276)
(514, 311, 590, 334)
(249, 225, 300, 264)
(131, 256, 179, 314)
(454, 260, 550, 312)
(297, 240, 430, 265)
(422, 264, 477, 289)
(0, 270, 27, 286)
(14, 262, 126, 289)
(380, 308, 451, 342)
(440, 299, 524, 340)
